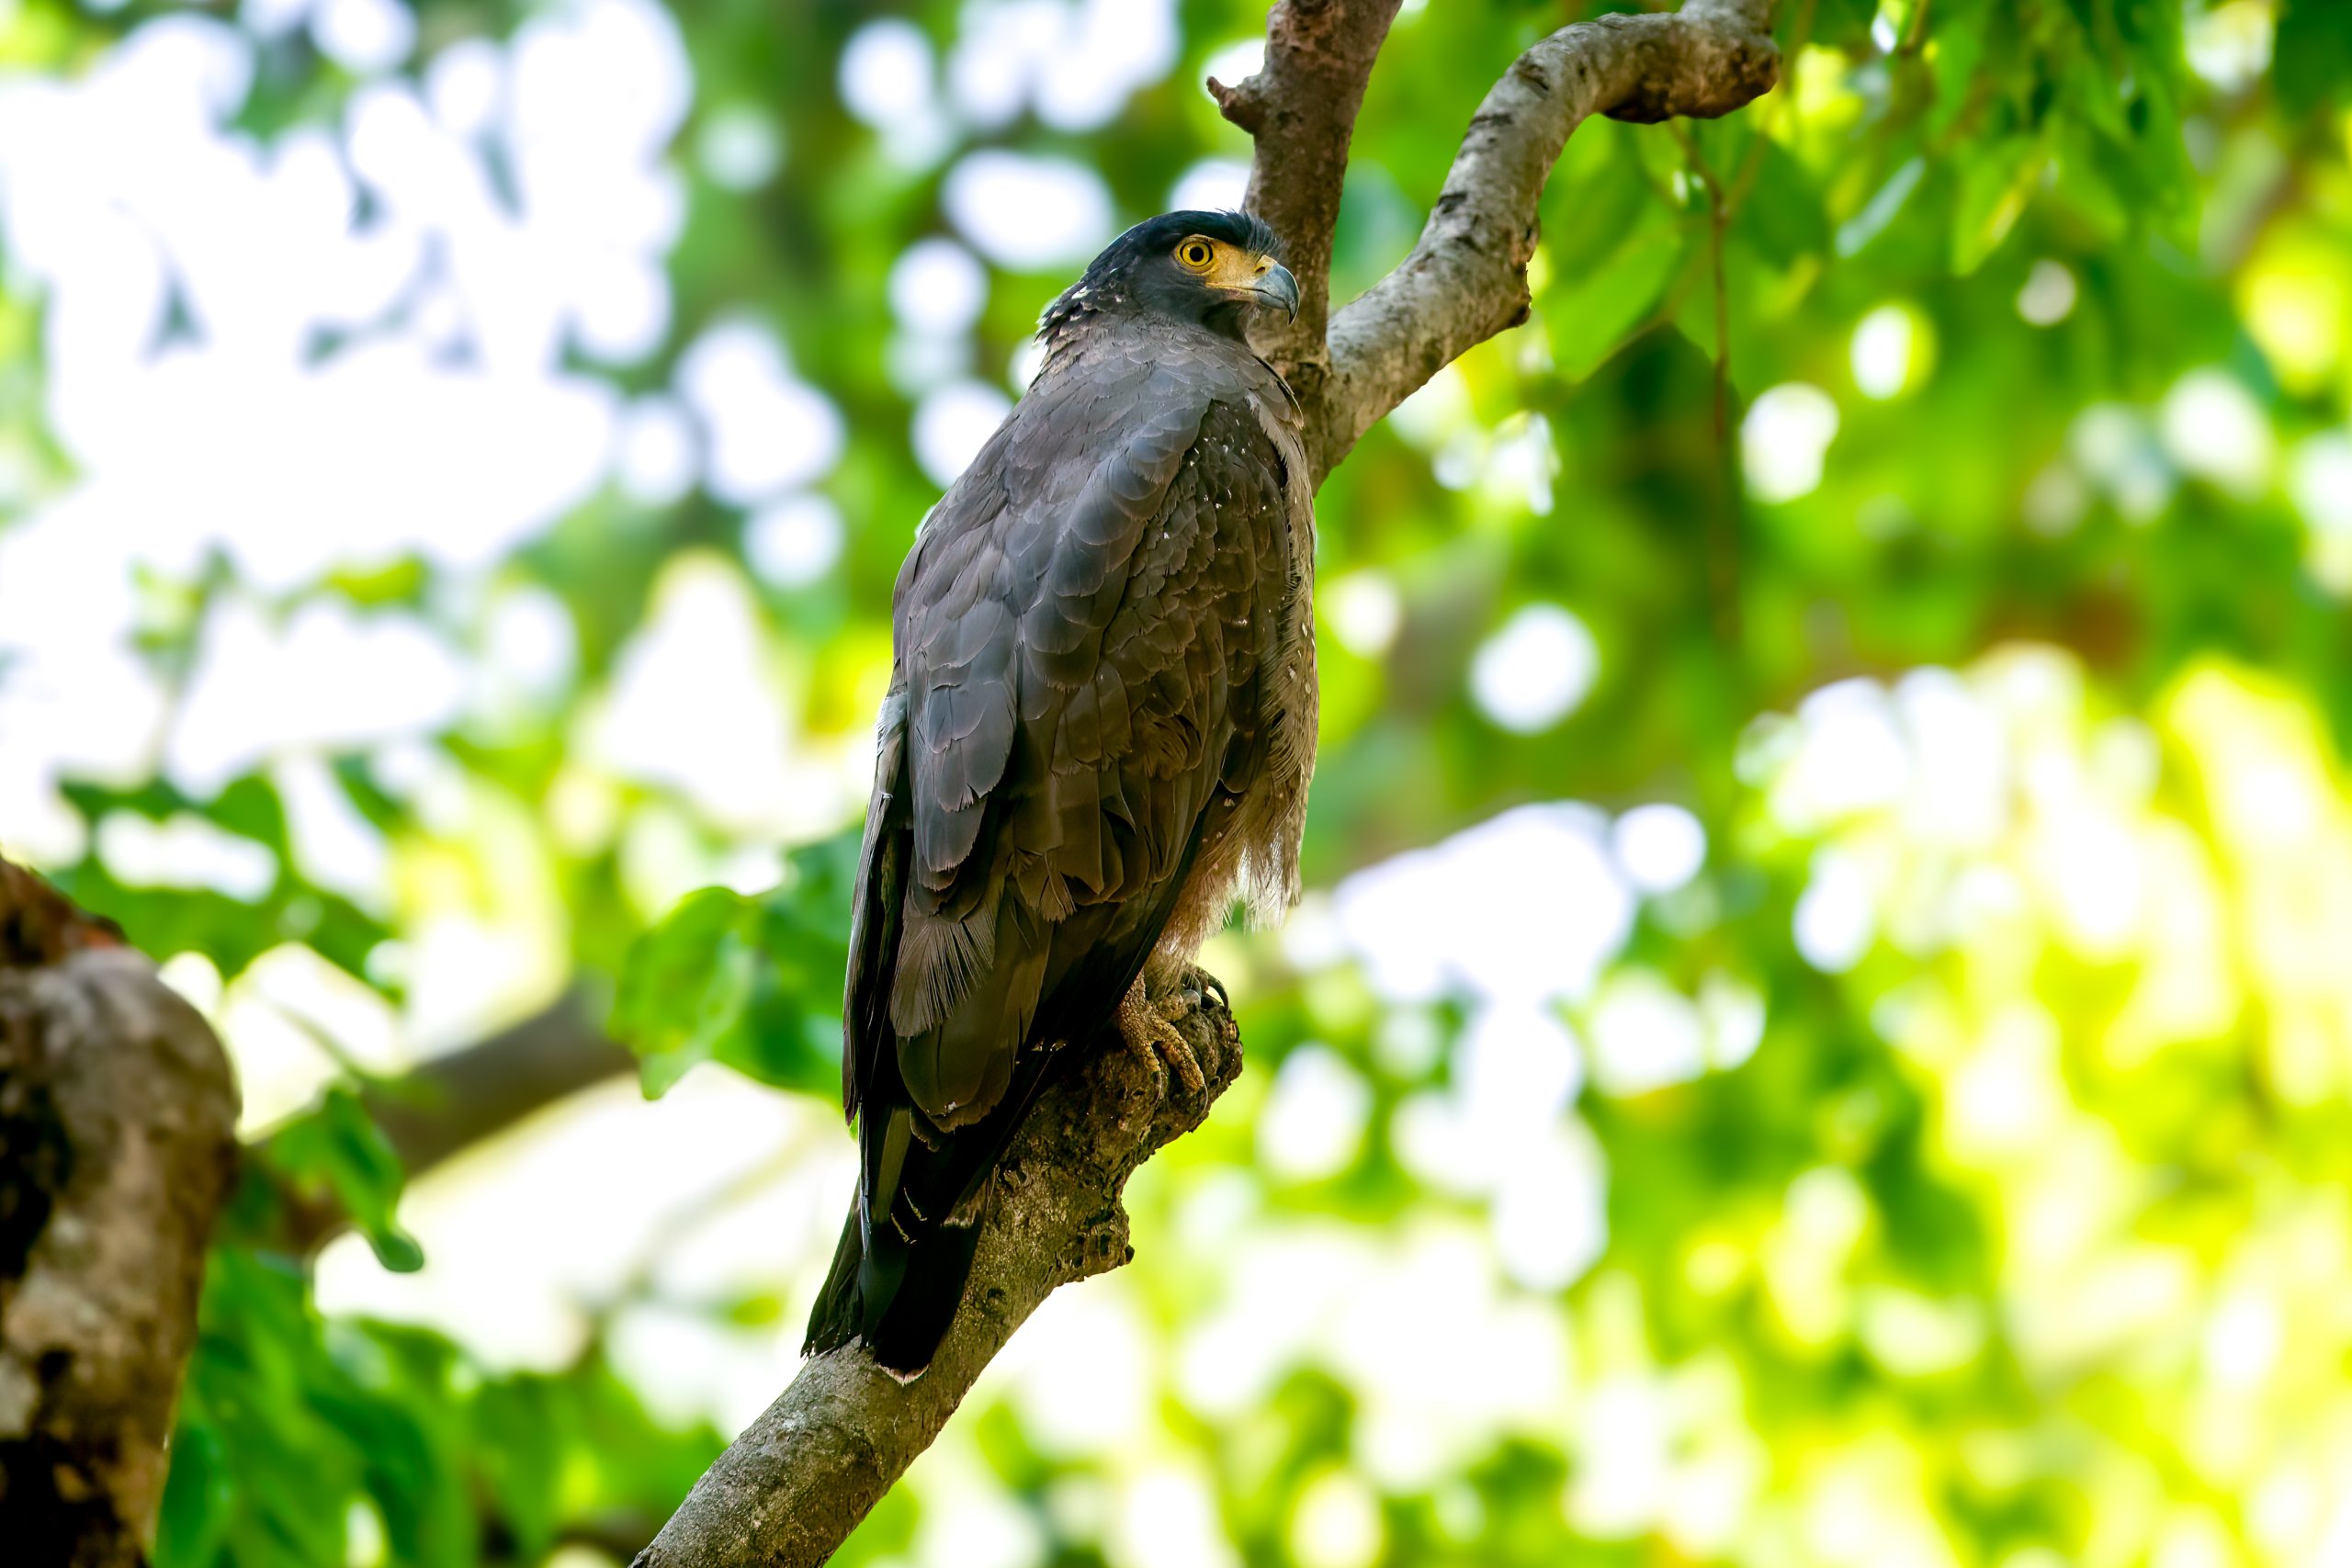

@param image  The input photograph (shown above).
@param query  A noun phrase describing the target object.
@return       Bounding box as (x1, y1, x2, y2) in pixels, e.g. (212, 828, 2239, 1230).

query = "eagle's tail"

(802, 1047, 1068, 1377)
(803, 1201, 984, 1377)
(802, 1206, 868, 1359)
(808, 814, 1214, 1376)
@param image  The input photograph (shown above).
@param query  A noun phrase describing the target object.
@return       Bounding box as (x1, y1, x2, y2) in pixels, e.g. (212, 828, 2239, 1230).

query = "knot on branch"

(1205, 73, 1268, 133)
(1071, 1213, 1132, 1281)
(1600, 15, 1781, 125)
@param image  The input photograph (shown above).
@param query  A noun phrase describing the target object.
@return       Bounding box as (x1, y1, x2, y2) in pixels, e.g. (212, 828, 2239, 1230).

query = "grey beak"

(1251, 262, 1300, 321)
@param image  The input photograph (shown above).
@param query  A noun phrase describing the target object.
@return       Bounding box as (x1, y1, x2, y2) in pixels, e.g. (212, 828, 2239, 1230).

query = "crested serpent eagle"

(803, 211, 1317, 1375)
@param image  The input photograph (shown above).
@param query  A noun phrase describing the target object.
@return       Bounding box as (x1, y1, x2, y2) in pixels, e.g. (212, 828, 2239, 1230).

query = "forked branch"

(1215, 0, 1408, 396)
(1218, 0, 1780, 480)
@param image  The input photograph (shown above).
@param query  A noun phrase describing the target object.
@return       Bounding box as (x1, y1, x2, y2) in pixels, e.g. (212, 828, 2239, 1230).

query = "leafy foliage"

(159, 1247, 720, 1568)
(612, 828, 857, 1097)
(264, 1087, 424, 1271)
(5, 0, 2351, 1563)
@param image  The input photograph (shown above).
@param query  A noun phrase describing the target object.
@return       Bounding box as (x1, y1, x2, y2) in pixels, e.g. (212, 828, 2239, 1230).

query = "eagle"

(803, 211, 1316, 1376)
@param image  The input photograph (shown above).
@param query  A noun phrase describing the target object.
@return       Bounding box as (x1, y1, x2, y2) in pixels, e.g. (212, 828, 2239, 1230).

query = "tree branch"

(1217, 0, 1407, 399)
(1261, 0, 1781, 481)
(366, 991, 634, 1179)
(630, 978, 1240, 1568)
(0, 860, 239, 1564)
(270, 991, 634, 1255)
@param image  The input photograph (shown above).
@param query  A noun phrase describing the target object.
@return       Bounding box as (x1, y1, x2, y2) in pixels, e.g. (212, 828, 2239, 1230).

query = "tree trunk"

(0, 860, 240, 1566)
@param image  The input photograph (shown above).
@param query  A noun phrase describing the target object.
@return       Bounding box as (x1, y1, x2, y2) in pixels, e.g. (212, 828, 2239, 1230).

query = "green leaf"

(1951, 137, 2045, 274)
(265, 1088, 424, 1272)
(2048, 118, 2134, 240)
(610, 828, 859, 1097)
(1740, 141, 1833, 268)
(1837, 157, 1927, 258)
(469, 1379, 563, 1555)
(154, 1422, 234, 1567)
(612, 885, 762, 1096)
(1554, 218, 1693, 381)
(1808, 0, 1881, 51)
(2277, 0, 2352, 119)
(1542, 119, 1662, 281)
(1924, 6, 1991, 141)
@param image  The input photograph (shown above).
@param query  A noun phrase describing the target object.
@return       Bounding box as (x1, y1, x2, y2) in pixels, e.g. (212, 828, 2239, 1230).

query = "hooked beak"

(1249, 261, 1300, 321)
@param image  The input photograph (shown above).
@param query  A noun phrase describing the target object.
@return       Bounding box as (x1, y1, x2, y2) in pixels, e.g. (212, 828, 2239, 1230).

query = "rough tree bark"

(1311, 0, 1779, 479)
(628, 2, 1781, 1563)
(0, 859, 240, 1566)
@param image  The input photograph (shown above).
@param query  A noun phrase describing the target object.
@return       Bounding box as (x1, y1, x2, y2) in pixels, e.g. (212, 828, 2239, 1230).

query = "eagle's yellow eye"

(1176, 239, 1215, 271)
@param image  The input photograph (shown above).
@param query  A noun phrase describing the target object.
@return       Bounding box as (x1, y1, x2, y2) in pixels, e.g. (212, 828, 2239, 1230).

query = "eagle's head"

(1040, 210, 1299, 345)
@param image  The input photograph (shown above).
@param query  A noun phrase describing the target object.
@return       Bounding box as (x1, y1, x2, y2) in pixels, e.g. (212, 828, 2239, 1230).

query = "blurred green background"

(6, 0, 2352, 1562)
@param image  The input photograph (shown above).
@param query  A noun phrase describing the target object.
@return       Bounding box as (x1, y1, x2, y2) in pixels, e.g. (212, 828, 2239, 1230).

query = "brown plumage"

(805, 211, 1316, 1374)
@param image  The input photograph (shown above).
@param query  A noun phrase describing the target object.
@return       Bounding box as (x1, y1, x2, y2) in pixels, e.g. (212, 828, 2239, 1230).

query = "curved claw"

(1193, 968, 1230, 1014)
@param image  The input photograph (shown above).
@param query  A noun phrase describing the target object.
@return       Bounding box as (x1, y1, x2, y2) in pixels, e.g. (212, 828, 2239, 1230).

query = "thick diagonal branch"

(631, 982, 1239, 1568)
(1265, 0, 1780, 481)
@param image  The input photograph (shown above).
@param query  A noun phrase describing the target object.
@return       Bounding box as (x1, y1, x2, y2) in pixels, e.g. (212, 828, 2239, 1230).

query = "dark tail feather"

(799, 1199, 984, 1375)
(802, 1207, 867, 1358)
(863, 1219, 984, 1374)
(801, 1044, 1074, 1374)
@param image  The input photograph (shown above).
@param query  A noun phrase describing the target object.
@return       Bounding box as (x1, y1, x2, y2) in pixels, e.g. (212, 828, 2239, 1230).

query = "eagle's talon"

(1121, 976, 1207, 1103)
(1193, 969, 1230, 1013)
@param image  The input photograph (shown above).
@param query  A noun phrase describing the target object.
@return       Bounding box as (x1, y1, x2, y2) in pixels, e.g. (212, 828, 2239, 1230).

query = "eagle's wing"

(809, 337, 1293, 1370)
(888, 347, 1289, 1124)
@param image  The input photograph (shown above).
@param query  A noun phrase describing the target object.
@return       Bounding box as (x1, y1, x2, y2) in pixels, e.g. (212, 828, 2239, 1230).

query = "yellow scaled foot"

(1117, 974, 1205, 1099)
